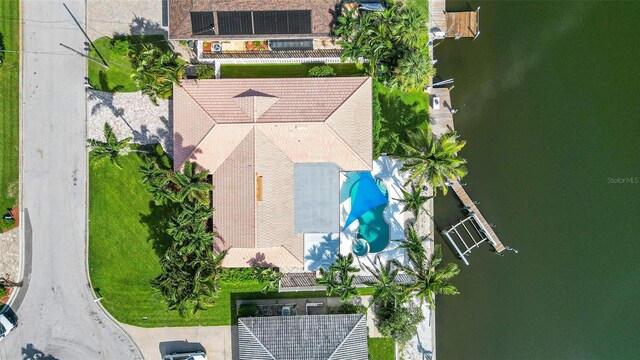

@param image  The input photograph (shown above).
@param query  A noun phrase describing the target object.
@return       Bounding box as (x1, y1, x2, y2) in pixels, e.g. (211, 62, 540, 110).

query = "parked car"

(0, 311, 18, 342)
(162, 351, 207, 360)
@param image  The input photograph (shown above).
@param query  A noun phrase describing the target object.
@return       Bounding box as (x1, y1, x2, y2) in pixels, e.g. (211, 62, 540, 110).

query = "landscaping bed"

(87, 35, 169, 93)
(0, 0, 20, 212)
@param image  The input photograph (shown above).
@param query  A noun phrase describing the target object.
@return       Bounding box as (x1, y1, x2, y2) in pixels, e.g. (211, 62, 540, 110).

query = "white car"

(162, 351, 207, 360)
(0, 312, 18, 342)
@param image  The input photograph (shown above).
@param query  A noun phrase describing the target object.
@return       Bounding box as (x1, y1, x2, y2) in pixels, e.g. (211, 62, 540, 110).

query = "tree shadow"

(139, 201, 175, 258)
(21, 344, 59, 360)
(304, 233, 340, 271)
(247, 253, 273, 267)
(378, 89, 429, 156)
(172, 132, 202, 170)
(129, 16, 168, 38)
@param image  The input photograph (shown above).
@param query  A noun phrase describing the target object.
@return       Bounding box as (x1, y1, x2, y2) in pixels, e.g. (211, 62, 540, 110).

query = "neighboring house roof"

(238, 314, 368, 360)
(169, 0, 340, 40)
(173, 78, 373, 268)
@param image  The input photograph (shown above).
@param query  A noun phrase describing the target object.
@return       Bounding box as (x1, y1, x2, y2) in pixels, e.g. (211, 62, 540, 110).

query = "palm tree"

(364, 261, 407, 308)
(140, 162, 174, 204)
(319, 253, 360, 302)
(396, 182, 432, 218)
(152, 247, 227, 317)
(401, 244, 460, 308)
(171, 161, 212, 206)
(129, 44, 185, 106)
(397, 225, 428, 266)
(400, 129, 468, 196)
(87, 122, 132, 169)
(252, 266, 282, 294)
(392, 49, 436, 92)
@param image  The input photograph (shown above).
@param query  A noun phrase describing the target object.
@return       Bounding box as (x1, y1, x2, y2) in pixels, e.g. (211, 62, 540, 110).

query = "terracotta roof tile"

(173, 77, 372, 265)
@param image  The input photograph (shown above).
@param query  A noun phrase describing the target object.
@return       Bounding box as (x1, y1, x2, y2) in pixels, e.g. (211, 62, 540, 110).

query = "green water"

(434, 2, 640, 359)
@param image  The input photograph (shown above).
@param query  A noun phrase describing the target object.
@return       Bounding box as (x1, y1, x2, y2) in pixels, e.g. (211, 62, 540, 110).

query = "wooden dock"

(449, 179, 505, 253)
(445, 9, 480, 39)
(428, 87, 455, 137)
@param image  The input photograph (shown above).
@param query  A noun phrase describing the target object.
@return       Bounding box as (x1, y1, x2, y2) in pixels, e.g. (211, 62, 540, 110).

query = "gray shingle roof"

(238, 314, 368, 360)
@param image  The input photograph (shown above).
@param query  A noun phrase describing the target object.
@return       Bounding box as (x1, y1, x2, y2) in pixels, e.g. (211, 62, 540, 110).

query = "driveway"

(0, 1, 140, 359)
(87, 0, 168, 40)
(124, 324, 233, 360)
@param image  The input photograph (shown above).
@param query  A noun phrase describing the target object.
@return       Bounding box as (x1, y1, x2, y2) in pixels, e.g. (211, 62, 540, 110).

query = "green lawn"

(89, 144, 373, 327)
(368, 337, 396, 360)
(0, 0, 20, 213)
(88, 35, 169, 92)
(375, 81, 430, 156)
(221, 63, 366, 78)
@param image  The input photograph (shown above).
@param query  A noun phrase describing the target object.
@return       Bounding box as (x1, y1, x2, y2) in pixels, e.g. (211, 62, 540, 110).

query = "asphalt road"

(0, 1, 141, 359)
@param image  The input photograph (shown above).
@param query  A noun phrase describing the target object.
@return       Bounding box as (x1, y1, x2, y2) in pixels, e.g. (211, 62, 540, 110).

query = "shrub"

(111, 38, 130, 55)
(1, 218, 15, 232)
(372, 80, 383, 157)
(237, 304, 259, 318)
(196, 64, 216, 79)
(128, 44, 184, 105)
(220, 268, 255, 282)
(0, 287, 7, 299)
(375, 300, 424, 344)
(308, 65, 336, 78)
(329, 303, 367, 315)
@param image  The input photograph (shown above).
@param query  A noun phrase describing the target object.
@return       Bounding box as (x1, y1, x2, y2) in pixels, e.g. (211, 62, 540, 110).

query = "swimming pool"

(347, 174, 390, 254)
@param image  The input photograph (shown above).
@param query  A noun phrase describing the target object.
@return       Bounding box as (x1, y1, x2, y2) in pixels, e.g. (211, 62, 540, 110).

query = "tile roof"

(173, 78, 372, 267)
(169, 0, 340, 40)
(200, 49, 343, 59)
(237, 314, 368, 360)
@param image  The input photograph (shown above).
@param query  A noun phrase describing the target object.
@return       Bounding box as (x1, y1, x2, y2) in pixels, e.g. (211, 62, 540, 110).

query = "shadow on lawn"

(140, 201, 174, 258)
(377, 88, 430, 156)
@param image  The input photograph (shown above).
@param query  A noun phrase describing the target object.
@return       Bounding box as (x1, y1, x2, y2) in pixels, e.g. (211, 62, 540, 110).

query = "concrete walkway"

(0, 229, 19, 280)
(87, 90, 172, 155)
(87, 0, 167, 40)
(124, 324, 233, 360)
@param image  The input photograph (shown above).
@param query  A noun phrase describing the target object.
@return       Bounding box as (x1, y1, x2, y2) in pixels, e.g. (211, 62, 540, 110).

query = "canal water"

(433, 1, 640, 359)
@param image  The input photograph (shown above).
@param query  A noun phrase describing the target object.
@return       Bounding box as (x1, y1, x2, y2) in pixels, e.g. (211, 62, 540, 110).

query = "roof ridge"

(254, 125, 297, 165)
(181, 82, 219, 125)
(174, 84, 218, 169)
(239, 319, 276, 360)
(321, 77, 369, 124)
(323, 78, 372, 168)
(327, 315, 366, 360)
(323, 122, 371, 170)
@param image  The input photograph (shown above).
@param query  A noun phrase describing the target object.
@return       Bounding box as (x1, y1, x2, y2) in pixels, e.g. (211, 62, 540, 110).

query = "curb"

(80, 1, 144, 358)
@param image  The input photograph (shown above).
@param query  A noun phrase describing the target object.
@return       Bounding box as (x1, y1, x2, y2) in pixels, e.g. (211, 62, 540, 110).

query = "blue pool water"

(347, 175, 390, 253)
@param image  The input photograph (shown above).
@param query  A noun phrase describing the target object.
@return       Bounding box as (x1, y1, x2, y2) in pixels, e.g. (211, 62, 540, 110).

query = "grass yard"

(0, 0, 20, 214)
(375, 82, 430, 156)
(220, 63, 366, 78)
(88, 35, 169, 93)
(368, 337, 396, 360)
(89, 144, 374, 327)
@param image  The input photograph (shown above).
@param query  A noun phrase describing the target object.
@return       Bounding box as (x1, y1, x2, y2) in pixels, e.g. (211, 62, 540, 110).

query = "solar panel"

(253, 10, 312, 35)
(269, 39, 314, 51)
(217, 11, 253, 35)
(190, 12, 215, 35)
